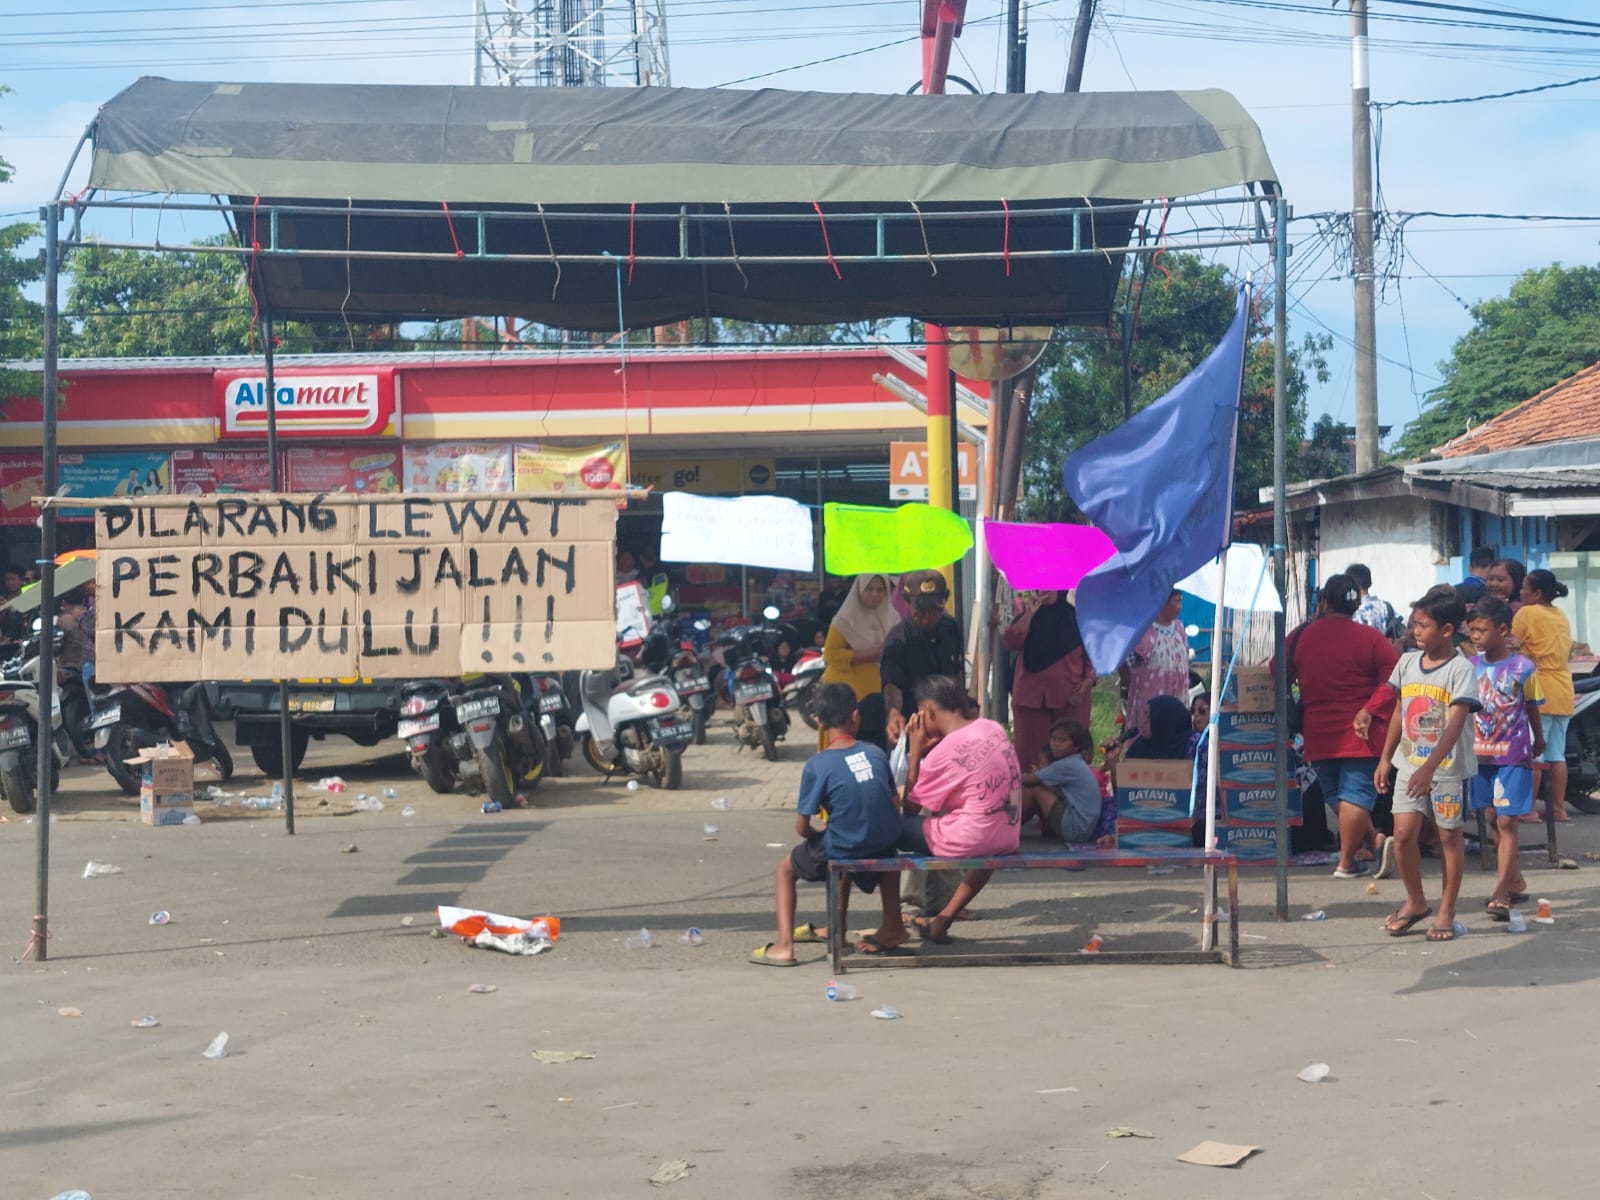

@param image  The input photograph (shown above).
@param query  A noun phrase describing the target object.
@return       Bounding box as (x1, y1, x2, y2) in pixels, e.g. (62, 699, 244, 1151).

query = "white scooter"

(0, 619, 68, 815)
(575, 656, 692, 790)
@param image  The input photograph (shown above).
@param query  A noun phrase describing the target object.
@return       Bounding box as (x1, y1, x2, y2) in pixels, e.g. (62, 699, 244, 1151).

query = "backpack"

(1381, 602, 1405, 642)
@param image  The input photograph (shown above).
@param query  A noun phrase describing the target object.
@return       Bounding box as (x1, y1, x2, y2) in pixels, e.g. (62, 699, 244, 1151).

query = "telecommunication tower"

(474, 1, 671, 88)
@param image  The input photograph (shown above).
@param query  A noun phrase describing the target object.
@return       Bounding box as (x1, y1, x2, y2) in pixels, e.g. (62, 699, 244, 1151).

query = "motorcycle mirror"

(693, 619, 711, 632)
(1185, 624, 1201, 638)
(31, 617, 42, 633)
(660, 594, 676, 614)
(762, 605, 780, 621)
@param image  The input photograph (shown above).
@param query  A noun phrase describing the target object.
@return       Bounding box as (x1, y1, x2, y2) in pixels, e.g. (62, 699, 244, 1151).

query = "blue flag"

(1063, 285, 1250, 675)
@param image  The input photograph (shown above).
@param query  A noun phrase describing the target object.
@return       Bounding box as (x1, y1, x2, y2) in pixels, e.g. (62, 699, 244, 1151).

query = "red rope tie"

(811, 201, 843, 280)
(627, 202, 637, 287)
(1152, 197, 1172, 291)
(441, 200, 466, 259)
(17, 917, 51, 963)
(1000, 197, 1012, 276)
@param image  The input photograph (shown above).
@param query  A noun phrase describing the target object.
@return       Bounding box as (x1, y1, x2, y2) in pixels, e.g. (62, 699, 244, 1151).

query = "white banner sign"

(658, 492, 814, 572)
(1177, 543, 1282, 613)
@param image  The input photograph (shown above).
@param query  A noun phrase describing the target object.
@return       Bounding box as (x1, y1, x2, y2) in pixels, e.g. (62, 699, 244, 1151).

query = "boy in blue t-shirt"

(1466, 597, 1544, 920)
(751, 683, 906, 965)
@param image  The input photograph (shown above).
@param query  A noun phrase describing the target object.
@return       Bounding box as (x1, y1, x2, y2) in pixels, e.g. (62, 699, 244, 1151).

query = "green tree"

(66, 239, 409, 356)
(1021, 254, 1329, 520)
(0, 88, 43, 409)
(1395, 263, 1600, 459)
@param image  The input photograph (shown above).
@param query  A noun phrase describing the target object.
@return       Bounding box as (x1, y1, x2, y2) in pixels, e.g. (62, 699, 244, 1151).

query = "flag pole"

(1201, 555, 1227, 951)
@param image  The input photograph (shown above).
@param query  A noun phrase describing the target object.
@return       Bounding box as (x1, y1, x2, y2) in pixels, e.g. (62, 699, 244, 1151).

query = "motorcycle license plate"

(288, 693, 336, 713)
(0, 723, 28, 749)
(398, 714, 441, 739)
(89, 705, 122, 730)
(734, 682, 770, 704)
(538, 694, 564, 714)
(454, 696, 500, 721)
(652, 717, 692, 746)
(677, 676, 710, 695)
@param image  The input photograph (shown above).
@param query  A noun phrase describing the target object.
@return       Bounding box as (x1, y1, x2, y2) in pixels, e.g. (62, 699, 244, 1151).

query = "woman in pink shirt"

(1003, 590, 1094, 774)
(901, 675, 1023, 943)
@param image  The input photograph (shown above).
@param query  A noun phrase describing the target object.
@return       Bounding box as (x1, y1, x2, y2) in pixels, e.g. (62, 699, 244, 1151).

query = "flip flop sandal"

(856, 935, 910, 956)
(1385, 908, 1432, 937)
(749, 943, 799, 967)
(1486, 903, 1511, 922)
(1508, 891, 1529, 904)
(912, 917, 956, 945)
(792, 922, 825, 944)
(1424, 925, 1458, 942)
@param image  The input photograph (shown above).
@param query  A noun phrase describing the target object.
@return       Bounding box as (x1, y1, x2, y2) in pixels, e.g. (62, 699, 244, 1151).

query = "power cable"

(1374, 71, 1600, 107)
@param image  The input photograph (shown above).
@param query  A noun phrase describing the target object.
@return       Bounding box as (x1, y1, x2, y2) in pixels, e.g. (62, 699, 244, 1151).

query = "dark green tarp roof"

(84, 78, 1279, 328)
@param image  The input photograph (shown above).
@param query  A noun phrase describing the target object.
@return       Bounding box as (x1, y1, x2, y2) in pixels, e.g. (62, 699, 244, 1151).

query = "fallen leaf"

(1178, 1140, 1260, 1167)
(648, 1159, 692, 1186)
(1107, 1127, 1154, 1139)
(532, 1049, 596, 1064)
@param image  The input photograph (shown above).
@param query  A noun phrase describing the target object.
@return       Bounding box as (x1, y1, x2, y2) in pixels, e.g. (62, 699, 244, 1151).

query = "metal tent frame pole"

(31, 201, 61, 962)
(1272, 193, 1291, 921)
(260, 310, 297, 836)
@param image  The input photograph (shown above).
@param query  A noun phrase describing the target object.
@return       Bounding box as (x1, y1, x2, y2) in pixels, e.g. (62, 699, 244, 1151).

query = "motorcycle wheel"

(580, 733, 615, 776)
(418, 743, 456, 794)
(692, 706, 707, 746)
(61, 693, 96, 762)
(477, 740, 515, 810)
(250, 727, 310, 777)
(209, 740, 235, 783)
(648, 745, 683, 790)
(0, 756, 34, 815)
(105, 725, 145, 797)
(759, 722, 778, 762)
(1564, 717, 1600, 814)
(544, 733, 564, 778)
(795, 679, 820, 731)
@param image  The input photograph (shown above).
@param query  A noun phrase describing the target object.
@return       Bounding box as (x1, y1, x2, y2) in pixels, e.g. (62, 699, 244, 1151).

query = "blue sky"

(3, 0, 1598, 451)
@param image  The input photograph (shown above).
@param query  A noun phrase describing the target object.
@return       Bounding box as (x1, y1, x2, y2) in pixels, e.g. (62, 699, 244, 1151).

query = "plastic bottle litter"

(383, 787, 398, 799)
(1452, 919, 1468, 938)
(130, 1016, 160, 1029)
(1535, 899, 1555, 924)
(82, 861, 122, 879)
(50, 1191, 92, 1200)
(710, 797, 730, 811)
(678, 927, 704, 947)
(354, 797, 384, 812)
(482, 800, 502, 814)
(149, 911, 171, 926)
(624, 779, 639, 793)
(182, 814, 201, 825)
(1301, 910, 1327, 921)
(824, 980, 859, 1001)
(624, 929, 654, 951)
(1297, 1062, 1331, 1083)
(240, 796, 280, 810)
(468, 983, 498, 994)
(703, 824, 719, 835)
(1507, 909, 1528, 933)
(270, 781, 285, 802)
(871, 1007, 902, 1020)
(401, 805, 416, 817)
(1080, 933, 1104, 954)
(202, 1032, 230, 1060)
(204, 785, 228, 800)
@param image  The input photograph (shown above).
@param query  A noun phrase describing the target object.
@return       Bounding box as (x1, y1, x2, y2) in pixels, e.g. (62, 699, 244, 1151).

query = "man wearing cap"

(880, 570, 966, 745)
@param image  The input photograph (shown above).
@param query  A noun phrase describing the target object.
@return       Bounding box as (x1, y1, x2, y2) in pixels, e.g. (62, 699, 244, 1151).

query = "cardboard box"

(1216, 823, 1283, 863)
(1214, 710, 1278, 750)
(1217, 746, 1281, 789)
(1118, 825, 1194, 851)
(127, 741, 195, 826)
(1116, 758, 1195, 826)
(1221, 784, 1303, 825)
(1219, 666, 1274, 714)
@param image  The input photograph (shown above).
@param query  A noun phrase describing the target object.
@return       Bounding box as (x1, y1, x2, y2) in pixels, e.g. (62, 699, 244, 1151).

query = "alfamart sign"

(213, 367, 400, 439)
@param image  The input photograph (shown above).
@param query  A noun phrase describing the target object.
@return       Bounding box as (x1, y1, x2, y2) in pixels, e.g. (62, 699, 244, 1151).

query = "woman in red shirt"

(1289, 574, 1399, 880)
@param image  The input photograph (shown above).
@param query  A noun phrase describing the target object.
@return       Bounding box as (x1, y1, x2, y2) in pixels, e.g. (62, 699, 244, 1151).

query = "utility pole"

(1351, 0, 1379, 471)
(1064, 0, 1095, 93)
(1005, 0, 1028, 93)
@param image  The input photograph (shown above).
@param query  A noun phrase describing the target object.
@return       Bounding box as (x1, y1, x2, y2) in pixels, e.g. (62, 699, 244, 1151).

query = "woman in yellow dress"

(819, 574, 895, 751)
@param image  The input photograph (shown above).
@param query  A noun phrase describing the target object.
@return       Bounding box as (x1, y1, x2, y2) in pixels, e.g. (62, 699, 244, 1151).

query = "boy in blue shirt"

(751, 683, 906, 965)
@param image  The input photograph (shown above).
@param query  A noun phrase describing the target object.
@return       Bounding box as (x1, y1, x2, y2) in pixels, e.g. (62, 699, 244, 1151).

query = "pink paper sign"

(983, 520, 1117, 589)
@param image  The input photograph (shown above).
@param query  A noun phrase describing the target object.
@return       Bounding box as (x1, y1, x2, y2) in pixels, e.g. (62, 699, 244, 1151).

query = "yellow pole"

(925, 325, 956, 597)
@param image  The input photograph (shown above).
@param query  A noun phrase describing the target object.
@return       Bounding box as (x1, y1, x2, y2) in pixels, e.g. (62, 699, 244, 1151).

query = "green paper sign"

(824, 503, 974, 575)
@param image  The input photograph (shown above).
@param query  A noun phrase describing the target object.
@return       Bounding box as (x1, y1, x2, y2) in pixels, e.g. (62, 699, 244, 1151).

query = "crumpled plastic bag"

(471, 929, 552, 956)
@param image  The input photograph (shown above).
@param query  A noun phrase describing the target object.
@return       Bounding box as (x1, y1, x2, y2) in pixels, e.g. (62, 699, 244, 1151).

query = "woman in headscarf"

(1002, 590, 1094, 775)
(820, 574, 896, 750)
(1121, 590, 1191, 738)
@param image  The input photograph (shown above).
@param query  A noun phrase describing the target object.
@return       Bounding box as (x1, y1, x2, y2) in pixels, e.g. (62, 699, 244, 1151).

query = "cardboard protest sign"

(94, 493, 618, 681)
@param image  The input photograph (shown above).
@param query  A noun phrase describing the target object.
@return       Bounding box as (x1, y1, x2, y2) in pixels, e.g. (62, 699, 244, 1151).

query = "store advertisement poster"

(58, 451, 171, 519)
(513, 442, 625, 493)
(284, 447, 402, 494)
(171, 448, 275, 494)
(403, 443, 513, 493)
(0, 454, 45, 527)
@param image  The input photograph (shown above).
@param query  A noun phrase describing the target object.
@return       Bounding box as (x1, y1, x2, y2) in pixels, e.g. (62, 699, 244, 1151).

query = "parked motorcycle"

(576, 657, 690, 789)
(638, 603, 715, 747)
(397, 678, 464, 795)
(1563, 671, 1600, 814)
(715, 606, 792, 762)
(531, 674, 576, 776)
(785, 648, 826, 732)
(0, 622, 66, 815)
(89, 681, 234, 796)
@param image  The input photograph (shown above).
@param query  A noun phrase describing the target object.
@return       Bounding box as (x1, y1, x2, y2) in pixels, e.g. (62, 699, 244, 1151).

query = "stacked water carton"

(1115, 757, 1197, 851)
(1214, 668, 1301, 864)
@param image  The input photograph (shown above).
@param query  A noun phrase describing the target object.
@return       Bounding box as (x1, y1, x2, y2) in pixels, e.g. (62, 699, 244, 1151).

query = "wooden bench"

(824, 847, 1238, 972)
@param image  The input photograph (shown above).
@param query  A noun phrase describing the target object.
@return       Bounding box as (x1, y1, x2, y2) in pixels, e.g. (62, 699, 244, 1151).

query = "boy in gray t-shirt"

(1370, 589, 1480, 943)
(1020, 719, 1104, 844)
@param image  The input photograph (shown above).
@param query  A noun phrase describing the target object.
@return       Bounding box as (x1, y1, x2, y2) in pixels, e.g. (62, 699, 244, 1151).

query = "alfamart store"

(2, 345, 986, 619)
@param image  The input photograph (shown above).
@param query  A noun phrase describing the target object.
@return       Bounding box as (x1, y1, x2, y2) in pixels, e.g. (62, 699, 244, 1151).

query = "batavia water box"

(1215, 710, 1277, 750)
(1117, 824, 1193, 851)
(1219, 666, 1274, 714)
(1220, 782, 1302, 825)
(126, 740, 195, 826)
(1216, 823, 1283, 863)
(1116, 759, 1195, 827)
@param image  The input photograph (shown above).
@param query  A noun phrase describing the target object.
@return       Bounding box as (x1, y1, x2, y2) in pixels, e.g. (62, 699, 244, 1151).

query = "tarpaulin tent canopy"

(81, 78, 1280, 329)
